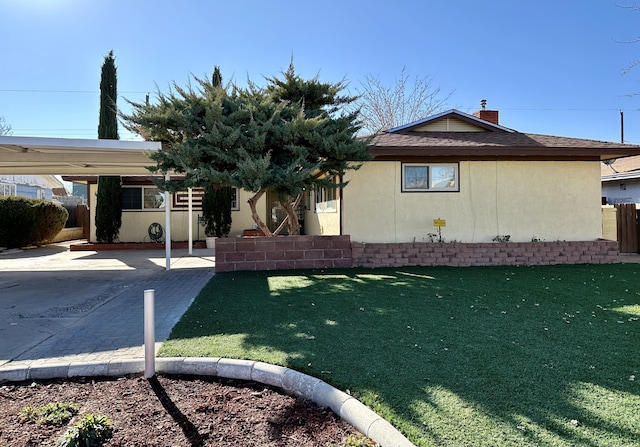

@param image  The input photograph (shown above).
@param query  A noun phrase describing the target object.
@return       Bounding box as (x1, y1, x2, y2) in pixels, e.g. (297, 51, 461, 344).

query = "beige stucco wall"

(304, 206, 340, 235)
(601, 206, 617, 241)
(342, 160, 602, 243)
(88, 184, 266, 242)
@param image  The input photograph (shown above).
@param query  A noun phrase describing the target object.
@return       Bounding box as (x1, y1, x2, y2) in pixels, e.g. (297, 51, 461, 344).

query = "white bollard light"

(144, 289, 155, 378)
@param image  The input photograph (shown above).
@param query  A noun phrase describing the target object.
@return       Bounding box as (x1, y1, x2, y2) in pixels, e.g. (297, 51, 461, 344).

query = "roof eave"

(369, 146, 640, 161)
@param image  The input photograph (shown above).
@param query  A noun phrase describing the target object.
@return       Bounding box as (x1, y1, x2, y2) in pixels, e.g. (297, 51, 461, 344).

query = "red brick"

(255, 239, 276, 251)
(275, 239, 295, 250)
(235, 261, 257, 271)
(334, 258, 354, 268)
(226, 252, 246, 262)
(264, 251, 285, 261)
(314, 259, 336, 268)
(294, 239, 314, 250)
(274, 260, 295, 270)
(331, 239, 352, 249)
(215, 263, 235, 273)
(235, 240, 257, 252)
(295, 260, 316, 269)
(246, 251, 266, 261)
(305, 250, 324, 260)
(323, 249, 343, 259)
(256, 260, 277, 270)
(285, 250, 305, 260)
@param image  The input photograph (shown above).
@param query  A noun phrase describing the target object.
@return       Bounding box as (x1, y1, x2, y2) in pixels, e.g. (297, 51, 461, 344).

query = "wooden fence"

(616, 203, 640, 253)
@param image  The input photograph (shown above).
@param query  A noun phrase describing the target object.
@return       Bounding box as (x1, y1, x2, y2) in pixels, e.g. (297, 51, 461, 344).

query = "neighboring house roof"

(371, 109, 640, 161)
(601, 154, 640, 182)
(0, 174, 64, 189)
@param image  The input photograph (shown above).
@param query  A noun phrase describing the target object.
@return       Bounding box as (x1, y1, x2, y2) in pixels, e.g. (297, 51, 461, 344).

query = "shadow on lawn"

(165, 265, 640, 447)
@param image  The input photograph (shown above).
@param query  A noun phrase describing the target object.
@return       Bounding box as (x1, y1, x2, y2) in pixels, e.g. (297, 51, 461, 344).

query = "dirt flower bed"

(0, 374, 363, 446)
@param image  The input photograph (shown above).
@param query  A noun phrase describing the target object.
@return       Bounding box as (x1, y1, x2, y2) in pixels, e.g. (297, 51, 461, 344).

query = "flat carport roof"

(0, 135, 183, 270)
(0, 135, 161, 175)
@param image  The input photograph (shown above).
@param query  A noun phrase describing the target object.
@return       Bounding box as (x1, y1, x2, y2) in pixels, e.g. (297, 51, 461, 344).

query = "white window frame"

(315, 179, 337, 213)
(401, 163, 459, 192)
(122, 186, 165, 211)
(0, 183, 16, 197)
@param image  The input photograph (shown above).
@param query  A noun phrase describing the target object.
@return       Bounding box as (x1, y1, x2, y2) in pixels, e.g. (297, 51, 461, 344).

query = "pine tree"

(121, 64, 371, 236)
(95, 50, 122, 243)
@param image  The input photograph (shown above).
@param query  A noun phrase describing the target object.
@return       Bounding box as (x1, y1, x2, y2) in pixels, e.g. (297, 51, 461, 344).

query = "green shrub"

(202, 183, 233, 237)
(95, 176, 121, 243)
(56, 414, 113, 447)
(18, 402, 79, 426)
(332, 434, 378, 446)
(0, 196, 68, 248)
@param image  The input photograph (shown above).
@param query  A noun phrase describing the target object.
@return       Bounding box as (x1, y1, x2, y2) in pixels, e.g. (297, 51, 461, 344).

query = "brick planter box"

(215, 236, 620, 273)
(215, 235, 352, 272)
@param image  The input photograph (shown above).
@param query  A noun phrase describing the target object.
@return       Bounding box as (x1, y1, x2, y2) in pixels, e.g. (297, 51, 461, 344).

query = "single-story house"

(337, 107, 640, 244)
(59, 105, 640, 246)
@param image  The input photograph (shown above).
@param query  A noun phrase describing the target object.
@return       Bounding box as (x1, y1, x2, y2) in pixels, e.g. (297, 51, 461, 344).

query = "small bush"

(18, 402, 79, 426)
(333, 434, 378, 446)
(56, 414, 113, 447)
(492, 234, 511, 243)
(0, 196, 68, 248)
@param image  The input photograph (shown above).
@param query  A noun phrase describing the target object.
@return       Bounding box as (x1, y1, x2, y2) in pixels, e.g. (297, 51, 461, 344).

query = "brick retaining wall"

(352, 240, 620, 268)
(215, 235, 353, 272)
(215, 236, 620, 272)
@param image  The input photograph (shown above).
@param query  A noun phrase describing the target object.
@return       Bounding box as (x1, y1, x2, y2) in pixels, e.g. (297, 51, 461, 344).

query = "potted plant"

(202, 183, 233, 249)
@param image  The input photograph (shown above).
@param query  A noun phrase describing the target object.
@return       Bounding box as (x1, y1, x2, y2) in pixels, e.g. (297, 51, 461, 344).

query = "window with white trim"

(122, 187, 165, 210)
(0, 183, 16, 197)
(315, 178, 337, 213)
(402, 163, 459, 192)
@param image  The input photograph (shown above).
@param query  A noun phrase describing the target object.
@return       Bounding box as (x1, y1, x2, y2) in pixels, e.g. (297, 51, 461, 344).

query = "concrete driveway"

(0, 241, 215, 367)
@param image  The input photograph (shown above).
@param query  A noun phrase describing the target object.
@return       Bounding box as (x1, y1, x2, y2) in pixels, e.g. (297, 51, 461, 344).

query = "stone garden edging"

(0, 357, 415, 447)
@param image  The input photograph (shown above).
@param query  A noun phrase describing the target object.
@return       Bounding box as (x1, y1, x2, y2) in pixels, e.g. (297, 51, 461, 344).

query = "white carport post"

(188, 187, 193, 255)
(164, 174, 171, 271)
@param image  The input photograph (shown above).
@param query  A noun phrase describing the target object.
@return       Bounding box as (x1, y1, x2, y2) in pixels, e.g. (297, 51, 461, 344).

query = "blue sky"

(2, 0, 640, 143)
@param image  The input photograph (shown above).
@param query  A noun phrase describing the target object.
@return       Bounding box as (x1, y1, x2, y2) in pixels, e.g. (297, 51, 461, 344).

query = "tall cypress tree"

(95, 50, 122, 243)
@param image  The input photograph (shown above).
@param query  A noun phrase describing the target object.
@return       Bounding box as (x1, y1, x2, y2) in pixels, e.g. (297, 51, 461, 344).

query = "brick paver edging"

(0, 357, 415, 447)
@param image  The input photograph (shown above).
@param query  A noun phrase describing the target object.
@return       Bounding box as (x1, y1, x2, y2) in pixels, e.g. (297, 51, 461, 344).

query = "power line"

(0, 89, 148, 94)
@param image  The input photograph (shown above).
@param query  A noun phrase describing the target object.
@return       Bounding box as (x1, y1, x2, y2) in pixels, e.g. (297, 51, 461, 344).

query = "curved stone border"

(0, 357, 415, 447)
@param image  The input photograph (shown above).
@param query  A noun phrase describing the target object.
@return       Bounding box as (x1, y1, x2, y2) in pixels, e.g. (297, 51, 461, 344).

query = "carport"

(0, 135, 192, 270)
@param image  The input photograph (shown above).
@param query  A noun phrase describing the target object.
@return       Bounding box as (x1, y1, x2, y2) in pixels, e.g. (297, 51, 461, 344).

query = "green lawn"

(159, 264, 640, 447)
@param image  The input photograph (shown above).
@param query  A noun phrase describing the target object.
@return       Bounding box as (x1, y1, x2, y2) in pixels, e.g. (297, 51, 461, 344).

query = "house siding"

(87, 184, 267, 243)
(342, 160, 602, 243)
(602, 179, 640, 205)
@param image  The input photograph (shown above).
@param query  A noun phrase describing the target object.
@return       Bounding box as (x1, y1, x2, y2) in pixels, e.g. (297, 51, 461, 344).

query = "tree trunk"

(247, 189, 273, 237)
(281, 193, 303, 236)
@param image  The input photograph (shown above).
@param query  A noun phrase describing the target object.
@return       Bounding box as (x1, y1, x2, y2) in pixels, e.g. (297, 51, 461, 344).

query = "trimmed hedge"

(0, 196, 68, 248)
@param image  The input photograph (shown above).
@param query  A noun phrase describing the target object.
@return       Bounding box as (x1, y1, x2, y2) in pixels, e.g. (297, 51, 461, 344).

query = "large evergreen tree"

(122, 63, 371, 236)
(95, 50, 122, 243)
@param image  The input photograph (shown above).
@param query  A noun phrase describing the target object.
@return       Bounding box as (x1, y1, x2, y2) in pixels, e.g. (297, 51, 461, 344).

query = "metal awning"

(0, 136, 161, 175)
(0, 135, 184, 270)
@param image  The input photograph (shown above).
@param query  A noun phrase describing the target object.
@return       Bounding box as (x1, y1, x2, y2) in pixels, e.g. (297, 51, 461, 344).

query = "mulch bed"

(0, 374, 363, 446)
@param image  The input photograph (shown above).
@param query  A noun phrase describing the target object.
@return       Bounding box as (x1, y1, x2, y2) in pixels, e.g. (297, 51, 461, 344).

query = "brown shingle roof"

(601, 154, 640, 176)
(370, 128, 640, 161)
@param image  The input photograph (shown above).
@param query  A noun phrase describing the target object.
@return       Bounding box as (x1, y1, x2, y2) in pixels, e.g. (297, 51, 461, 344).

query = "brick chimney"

(472, 99, 499, 125)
